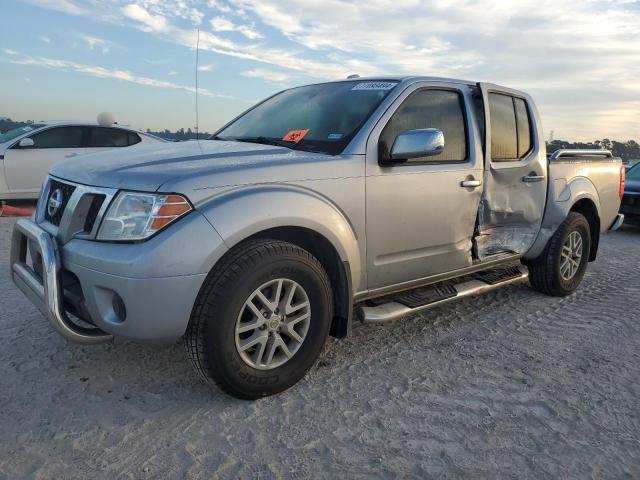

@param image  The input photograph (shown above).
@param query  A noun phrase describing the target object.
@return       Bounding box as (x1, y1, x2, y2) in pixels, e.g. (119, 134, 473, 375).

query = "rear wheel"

(528, 212, 591, 296)
(185, 239, 332, 399)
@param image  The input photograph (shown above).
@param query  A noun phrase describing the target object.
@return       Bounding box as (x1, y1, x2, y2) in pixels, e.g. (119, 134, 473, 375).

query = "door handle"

(460, 179, 482, 188)
(65, 153, 78, 158)
(522, 174, 544, 183)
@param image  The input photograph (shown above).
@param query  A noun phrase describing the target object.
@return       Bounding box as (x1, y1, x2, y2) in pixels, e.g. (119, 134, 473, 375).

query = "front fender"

(197, 184, 363, 292)
(524, 176, 601, 260)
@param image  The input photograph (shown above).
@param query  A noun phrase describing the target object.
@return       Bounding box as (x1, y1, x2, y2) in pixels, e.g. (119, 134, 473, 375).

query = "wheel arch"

(569, 198, 600, 261)
(524, 177, 602, 261)
(197, 184, 362, 338)
(246, 226, 353, 338)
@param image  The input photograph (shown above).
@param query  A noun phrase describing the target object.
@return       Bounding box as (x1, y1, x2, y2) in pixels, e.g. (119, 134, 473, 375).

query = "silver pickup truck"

(11, 77, 625, 399)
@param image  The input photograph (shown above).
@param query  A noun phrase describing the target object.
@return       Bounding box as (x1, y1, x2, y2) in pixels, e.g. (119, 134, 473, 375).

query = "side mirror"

(18, 137, 34, 148)
(389, 128, 444, 163)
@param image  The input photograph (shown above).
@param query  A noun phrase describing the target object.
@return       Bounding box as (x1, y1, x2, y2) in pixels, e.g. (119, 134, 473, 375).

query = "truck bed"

(525, 149, 624, 261)
(548, 149, 622, 232)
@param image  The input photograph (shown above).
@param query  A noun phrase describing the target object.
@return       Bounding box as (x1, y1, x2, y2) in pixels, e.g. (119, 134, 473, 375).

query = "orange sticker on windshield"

(282, 129, 309, 143)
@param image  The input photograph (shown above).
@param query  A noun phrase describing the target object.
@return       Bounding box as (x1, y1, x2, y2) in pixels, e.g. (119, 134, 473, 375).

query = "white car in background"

(0, 121, 165, 200)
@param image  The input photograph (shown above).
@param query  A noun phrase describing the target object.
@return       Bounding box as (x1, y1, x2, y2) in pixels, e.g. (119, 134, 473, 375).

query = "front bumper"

(11, 218, 112, 344)
(11, 216, 224, 343)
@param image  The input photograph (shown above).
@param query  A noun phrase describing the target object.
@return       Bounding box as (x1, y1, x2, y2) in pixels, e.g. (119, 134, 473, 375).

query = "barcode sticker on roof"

(351, 81, 397, 91)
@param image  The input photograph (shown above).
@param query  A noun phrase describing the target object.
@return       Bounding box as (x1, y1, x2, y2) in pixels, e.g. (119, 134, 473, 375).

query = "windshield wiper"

(233, 136, 297, 149)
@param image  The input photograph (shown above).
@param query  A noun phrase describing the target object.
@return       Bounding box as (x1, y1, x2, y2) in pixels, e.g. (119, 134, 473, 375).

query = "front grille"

(84, 194, 106, 233)
(44, 180, 76, 226)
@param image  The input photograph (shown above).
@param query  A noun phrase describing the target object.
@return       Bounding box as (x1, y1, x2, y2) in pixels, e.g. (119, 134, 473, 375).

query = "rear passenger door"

(365, 82, 485, 291)
(475, 84, 548, 259)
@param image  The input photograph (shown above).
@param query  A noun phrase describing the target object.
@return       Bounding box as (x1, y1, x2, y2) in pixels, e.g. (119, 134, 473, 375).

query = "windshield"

(216, 80, 399, 155)
(0, 124, 46, 144)
(628, 163, 640, 180)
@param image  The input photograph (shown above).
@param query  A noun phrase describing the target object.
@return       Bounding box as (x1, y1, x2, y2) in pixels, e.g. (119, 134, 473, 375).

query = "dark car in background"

(621, 163, 640, 224)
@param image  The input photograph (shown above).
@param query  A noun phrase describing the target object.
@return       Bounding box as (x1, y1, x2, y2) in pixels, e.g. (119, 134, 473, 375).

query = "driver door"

(365, 83, 485, 291)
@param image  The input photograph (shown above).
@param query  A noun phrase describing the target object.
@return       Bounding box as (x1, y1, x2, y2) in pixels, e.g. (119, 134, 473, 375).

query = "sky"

(1, 0, 639, 141)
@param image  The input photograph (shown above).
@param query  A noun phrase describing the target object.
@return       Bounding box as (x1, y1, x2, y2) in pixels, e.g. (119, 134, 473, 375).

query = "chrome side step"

(358, 265, 529, 324)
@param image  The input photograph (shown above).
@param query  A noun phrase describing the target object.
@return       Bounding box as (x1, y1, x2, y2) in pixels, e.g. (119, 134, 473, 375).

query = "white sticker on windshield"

(22, 127, 33, 132)
(352, 81, 397, 91)
(327, 133, 343, 140)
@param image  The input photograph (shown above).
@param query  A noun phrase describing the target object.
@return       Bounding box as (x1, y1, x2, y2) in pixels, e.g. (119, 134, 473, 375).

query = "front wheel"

(185, 239, 333, 399)
(528, 212, 591, 297)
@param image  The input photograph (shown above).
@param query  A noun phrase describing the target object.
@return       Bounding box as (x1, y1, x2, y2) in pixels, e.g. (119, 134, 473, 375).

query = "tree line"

(145, 127, 212, 141)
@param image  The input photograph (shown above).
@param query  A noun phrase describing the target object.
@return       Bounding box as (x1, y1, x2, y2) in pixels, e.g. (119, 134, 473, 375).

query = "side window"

(488, 93, 533, 161)
(128, 132, 141, 146)
(380, 89, 467, 163)
(88, 127, 137, 147)
(514, 98, 532, 157)
(488, 93, 517, 160)
(28, 127, 84, 149)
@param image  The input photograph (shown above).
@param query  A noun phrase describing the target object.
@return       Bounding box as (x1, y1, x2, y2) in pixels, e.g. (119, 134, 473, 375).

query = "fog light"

(112, 293, 127, 323)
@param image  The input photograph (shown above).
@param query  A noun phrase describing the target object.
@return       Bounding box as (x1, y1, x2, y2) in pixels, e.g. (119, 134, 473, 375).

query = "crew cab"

(0, 120, 164, 200)
(10, 77, 625, 399)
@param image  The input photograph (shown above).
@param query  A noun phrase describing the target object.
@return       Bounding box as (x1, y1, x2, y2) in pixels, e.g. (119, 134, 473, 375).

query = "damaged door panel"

(365, 83, 484, 289)
(474, 83, 548, 259)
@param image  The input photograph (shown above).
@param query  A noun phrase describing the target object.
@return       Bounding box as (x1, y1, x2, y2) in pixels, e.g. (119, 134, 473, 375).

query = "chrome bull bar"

(10, 218, 112, 344)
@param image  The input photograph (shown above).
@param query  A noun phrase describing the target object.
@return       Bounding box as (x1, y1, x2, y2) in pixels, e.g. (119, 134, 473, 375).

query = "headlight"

(97, 192, 192, 241)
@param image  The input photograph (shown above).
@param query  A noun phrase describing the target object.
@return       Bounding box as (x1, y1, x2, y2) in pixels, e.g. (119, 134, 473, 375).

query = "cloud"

(28, 0, 85, 15)
(40, 36, 51, 43)
(168, 70, 178, 76)
(241, 68, 291, 84)
(122, 3, 168, 32)
(115, 4, 354, 79)
(9, 51, 230, 99)
(210, 16, 262, 40)
(206, 0, 231, 14)
(4, 49, 19, 56)
(197, 63, 215, 72)
(24, 0, 640, 140)
(79, 34, 113, 54)
(234, 0, 640, 140)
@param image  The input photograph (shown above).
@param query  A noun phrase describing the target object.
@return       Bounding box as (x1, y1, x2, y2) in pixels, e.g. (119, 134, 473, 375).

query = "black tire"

(527, 212, 591, 296)
(185, 239, 333, 399)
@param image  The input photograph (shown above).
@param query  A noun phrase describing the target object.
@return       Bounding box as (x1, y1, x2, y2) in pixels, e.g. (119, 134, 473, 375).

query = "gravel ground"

(0, 217, 639, 479)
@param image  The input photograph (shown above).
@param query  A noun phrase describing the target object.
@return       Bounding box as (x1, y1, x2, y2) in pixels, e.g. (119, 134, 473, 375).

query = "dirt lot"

(1, 217, 639, 479)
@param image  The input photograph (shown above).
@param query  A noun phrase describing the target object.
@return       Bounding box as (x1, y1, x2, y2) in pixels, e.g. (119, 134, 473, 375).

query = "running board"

(358, 265, 529, 324)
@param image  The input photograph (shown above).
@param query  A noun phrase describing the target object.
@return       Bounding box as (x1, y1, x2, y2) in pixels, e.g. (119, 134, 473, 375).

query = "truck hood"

(50, 139, 334, 194)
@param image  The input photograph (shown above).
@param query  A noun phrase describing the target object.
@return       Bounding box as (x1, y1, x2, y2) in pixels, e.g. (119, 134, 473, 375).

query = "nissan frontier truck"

(11, 77, 625, 399)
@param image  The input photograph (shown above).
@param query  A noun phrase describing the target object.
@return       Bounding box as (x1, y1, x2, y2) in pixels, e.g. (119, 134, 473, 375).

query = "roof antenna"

(195, 28, 200, 142)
